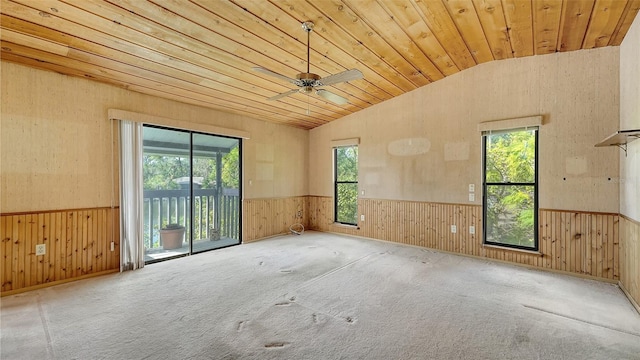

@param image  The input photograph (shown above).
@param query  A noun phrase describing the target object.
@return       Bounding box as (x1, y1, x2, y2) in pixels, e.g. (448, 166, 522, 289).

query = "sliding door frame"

(142, 124, 242, 264)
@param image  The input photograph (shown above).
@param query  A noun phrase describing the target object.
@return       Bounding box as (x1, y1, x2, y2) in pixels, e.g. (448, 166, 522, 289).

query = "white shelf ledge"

(595, 129, 640, 156)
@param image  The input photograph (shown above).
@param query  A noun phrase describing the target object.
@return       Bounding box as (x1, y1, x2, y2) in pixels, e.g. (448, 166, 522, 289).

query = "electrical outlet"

(35, 244, 46, 256)
(450, 225, 457, 234)
(296, 210, 302, 218)
(469, 193, 475, 202)
(360, 214, 365, 221)
(468, 184, 475, 192)
(469, 226, 475, 235)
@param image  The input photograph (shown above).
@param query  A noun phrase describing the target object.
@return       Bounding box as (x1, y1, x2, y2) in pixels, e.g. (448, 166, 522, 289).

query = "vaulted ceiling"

(1, 0, 638, 129)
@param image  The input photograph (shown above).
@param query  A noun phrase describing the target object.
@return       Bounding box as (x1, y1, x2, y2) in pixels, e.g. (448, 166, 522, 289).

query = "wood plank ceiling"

(1, 0, 639, 129)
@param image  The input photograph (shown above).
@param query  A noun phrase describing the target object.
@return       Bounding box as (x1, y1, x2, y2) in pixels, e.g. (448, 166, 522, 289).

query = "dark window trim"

(482, 129, 539, 251)
(334, 146, 358, 226)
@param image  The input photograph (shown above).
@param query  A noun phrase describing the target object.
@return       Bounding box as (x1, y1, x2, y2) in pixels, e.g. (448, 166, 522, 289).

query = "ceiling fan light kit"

(253, 21, 363, 107)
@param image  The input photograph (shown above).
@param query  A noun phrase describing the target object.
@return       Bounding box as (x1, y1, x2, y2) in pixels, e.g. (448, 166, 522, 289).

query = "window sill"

(482, 244, 542, 256)
(332, 222, 360, 230)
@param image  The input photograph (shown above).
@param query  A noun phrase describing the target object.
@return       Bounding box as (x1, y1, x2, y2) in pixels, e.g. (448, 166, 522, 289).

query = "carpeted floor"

(2, 231, 640, 359)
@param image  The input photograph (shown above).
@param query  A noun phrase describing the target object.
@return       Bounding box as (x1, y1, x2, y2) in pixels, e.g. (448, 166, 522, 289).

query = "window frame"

(482, 128, 539, 251)
(333, 145, 359, 226)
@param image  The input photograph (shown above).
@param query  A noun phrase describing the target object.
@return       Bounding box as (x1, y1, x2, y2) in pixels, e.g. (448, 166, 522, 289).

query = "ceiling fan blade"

(315, 89, 349, 105)
(317, 69, 363, 86)
(267, 89, 300, 101)
(253, 67, 301, 86)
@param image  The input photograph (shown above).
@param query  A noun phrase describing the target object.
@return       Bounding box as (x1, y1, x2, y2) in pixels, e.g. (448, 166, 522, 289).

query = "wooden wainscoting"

(243, 197, 308, 242)
(307, 197, 619, 280)
(308, 196, 360, 237)
(620, 215, 640, 309)
(1, 207, 120, 294)
(539, 209, 619, 280)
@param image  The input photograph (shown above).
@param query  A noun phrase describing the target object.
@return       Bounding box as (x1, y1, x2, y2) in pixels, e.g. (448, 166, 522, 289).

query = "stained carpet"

(2, 231, 640, 359)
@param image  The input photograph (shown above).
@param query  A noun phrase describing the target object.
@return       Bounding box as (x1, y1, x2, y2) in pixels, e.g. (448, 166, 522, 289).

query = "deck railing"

(143, 188, 240, 249)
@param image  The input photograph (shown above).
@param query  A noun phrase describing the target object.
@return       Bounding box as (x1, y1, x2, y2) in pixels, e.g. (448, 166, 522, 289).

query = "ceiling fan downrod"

(302, 21, 314, 74)
(296, 21, 320, 87)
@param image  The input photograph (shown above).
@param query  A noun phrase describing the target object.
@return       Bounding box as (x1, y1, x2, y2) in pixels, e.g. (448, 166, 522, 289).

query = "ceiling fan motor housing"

(296, 72, 321, 87)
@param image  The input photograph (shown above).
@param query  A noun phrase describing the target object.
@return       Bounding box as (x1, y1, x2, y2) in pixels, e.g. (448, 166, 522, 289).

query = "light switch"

(469, 226, 475, 234)
(360, 214, 365, 221)
(451, 225, 457, 234)
(468, 184, 475, 192)
(469, 193, 475, 202)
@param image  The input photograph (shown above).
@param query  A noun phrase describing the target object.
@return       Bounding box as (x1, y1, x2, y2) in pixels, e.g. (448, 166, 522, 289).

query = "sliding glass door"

(191, 133, 241, 254)
(142, 126, 241, 263)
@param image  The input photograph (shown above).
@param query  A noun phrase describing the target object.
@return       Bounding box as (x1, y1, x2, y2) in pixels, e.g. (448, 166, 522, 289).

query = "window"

(483, 128, 538, 250)
(334, 146, 358, 225)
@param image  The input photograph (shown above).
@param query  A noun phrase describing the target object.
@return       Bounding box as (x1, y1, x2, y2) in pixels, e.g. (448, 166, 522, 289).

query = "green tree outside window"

(335, 146, 358, 225)
(484, 129, 537, 249)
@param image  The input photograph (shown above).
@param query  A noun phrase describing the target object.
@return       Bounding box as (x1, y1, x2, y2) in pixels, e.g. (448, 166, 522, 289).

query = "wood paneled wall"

(243, 197, 308, 242)
(620, 216, 640, 308)
(2, 198, 626, 294)
(1, 207, 120, 294)
(308, 197, 619, 281)
(539, 209, 619, 280)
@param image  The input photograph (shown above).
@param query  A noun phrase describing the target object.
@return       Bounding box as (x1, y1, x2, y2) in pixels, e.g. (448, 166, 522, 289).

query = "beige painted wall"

(1, 62, 308, 213)
(309, 47, 620, 213)
(619, 9, 640, 310)
(620, 14, 640, 222)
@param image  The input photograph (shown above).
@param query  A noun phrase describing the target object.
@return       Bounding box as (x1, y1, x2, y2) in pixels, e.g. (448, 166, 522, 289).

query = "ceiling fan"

(253, 21, 363, 105)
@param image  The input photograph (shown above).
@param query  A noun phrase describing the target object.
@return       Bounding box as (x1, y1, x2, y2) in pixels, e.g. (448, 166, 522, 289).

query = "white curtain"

(119, 120, 145, 271)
